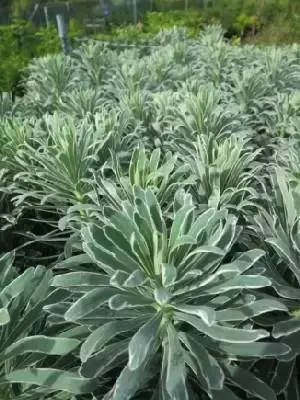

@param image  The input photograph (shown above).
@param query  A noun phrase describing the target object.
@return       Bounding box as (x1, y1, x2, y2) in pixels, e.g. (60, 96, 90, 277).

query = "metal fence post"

(44, 6, 49, 26)
(133, 0, 137, 25)
(29, 3, 39, 22)
(103, 2, 109, 30)
(56, 14, 70, 54)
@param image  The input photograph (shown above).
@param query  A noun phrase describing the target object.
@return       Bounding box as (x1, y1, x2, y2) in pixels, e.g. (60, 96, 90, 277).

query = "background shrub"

(0, 18, 84, 95)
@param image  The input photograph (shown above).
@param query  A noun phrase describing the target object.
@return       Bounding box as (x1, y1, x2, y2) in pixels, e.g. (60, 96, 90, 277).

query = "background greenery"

(2, 0, 300, 94)
(0, 19, 84, 95)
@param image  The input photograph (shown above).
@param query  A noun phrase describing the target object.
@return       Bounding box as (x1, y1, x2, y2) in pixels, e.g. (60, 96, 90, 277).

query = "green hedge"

(94, 10, 205, 41)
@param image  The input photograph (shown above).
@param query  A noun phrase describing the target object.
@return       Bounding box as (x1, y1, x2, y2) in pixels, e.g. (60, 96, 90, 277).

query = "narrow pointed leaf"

(200, 337, 290, 359)
(162, 264, 177, 287)
(224, 364, 277, 400)
(0, 268, 34, 306)
(211, 385, 242, 400)
(80, 340, 129, 378)
(113, 364, 153, 400)
(169, 206, 194, 251)
(180, 333, 224, 390)
(2, 336, 80, 361)
(271, 359, 295, 394)
(206, 275, 271, 295)
(128, 313, 161, 370)
(124, 270, 147, 287)
(273, 318, 300, 338)
(52, 272, 110, 288)
(165, 325, 188, 400)
(216, 299, 287, 322)
(65, 287, 117, 321)
(216, 249, 265, 277)
(173, 305, 215, 326)
(0, 308, 10, 326)
(80, 319, 145, 362)
(109, 293, 153, 310)
(1, 368, 99, 394)
(174, 312, 269, 343)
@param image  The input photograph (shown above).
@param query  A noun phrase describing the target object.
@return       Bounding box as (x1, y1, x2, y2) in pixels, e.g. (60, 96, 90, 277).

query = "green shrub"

(0, 21, 33, 93)
(233, 13, 260, 36)
(145, 9, 203, 36)
(245, 12, 300, 45)
(0, 18, 84, 94)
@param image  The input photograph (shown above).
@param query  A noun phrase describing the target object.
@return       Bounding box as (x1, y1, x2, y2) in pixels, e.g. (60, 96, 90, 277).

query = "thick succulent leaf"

(82, 227, 128, 275)
(80, 318, 146, 362)
(265, 237, 300, 284)
(113, 363, 154, 400)
(279, 331, 300, 361)
(168, 205, 194, 252)
(273, 318, 300, 338)
(64, 287, 118, 321)
(80, 339, 129, 378)
(0, 308, 10, 326)
(52, 272, 110, 288)
(179, 332, 224, 390)
(109, 293, 153, 310)
(285, 372, 300, 400)
(154, 288, 173, 305)
(216, 299, 287, 322)
(110, 270, 130, 287)
(2, 336, 80, 361)
(54, 254, 92, 270)
(0, 269, 60, 353)
(223, 363, 277, 400)
(0, 252, 15, 287)
(174, 312, 269, 343)
(178, 250, 267, 297)
(216, 249, 265, 277)
(206, 275, 271, 295)
(165, 325, 188, 400)
(199, 336, 290, 359)
(271, 280, 300, 300)
(187, 208, 216, 239)
(211, 386, 242, 400)
(0, 368, 99, 394)
(128, 313, 161, 370)
(161, 263, 177, 287)
(104, 224, 145, 272)
(271, 359, 295, 394)
(173, 305, 216, 326)
(169, 235, 197, 256)
(145, 188, 166, 233)
(0, 268, 34, 307)
(124, 270, 148, 287)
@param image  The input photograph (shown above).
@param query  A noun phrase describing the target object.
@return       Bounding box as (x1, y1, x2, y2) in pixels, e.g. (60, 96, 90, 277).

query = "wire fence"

(0, 0, 207, 27)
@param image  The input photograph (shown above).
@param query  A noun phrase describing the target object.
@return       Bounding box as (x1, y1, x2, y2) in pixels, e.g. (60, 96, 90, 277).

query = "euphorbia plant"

(52, 188, 289, 399)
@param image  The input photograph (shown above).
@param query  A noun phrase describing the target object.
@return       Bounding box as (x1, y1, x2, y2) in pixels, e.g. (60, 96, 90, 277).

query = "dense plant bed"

(1, 26, 300, 399)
